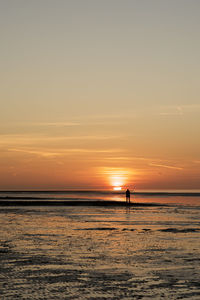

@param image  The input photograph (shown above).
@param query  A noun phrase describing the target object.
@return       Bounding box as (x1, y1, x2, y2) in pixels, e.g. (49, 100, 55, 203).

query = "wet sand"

(1, 191, 200, 299)
(1, 203, 200, 299)
(0, 199, 165, 207)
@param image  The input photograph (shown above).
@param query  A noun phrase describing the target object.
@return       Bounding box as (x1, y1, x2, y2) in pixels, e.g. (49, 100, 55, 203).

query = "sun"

(99, 167, 132, 191)
(113, 186, 122, 191)
(111, 176, 123, 191)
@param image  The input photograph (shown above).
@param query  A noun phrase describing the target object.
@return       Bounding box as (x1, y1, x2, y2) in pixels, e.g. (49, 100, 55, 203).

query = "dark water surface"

(0, 191, 200, 299)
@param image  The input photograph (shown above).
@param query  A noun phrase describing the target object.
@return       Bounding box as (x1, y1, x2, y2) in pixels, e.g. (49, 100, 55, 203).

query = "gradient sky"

(1, 0, 200, 190)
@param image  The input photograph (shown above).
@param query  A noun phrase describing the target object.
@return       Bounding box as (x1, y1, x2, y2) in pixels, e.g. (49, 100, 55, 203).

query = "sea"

(0, 190, 200, 299)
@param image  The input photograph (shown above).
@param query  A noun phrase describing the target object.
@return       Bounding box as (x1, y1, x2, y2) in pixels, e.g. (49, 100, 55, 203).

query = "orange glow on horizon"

(112, 176, 124, 187)
(98, 167, 134, 190)
(113, 186, 122, 191)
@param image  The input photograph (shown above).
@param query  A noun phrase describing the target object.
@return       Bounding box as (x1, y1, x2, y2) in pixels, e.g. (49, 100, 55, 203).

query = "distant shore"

(0, 191, 200, 196)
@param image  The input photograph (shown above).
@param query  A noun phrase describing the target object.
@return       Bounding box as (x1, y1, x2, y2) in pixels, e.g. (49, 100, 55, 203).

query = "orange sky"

(1, 113, 200, 190)
(1, 1, 200, 190)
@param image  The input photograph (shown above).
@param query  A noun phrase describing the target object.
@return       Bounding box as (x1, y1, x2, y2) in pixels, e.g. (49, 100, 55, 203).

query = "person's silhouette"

(126, 189, 130, 203)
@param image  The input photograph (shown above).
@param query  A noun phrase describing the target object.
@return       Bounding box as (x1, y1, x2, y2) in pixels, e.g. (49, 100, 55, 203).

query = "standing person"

(126, 189, 130, 203)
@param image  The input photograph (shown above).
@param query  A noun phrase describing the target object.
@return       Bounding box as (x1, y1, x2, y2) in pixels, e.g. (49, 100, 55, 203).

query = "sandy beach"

(0, 191, 200, 299)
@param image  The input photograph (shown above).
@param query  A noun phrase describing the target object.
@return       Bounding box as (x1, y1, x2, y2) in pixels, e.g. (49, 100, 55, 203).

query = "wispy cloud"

(4, 121, 81, 127)
(159, 106, 183, 116)
(8, 147, 122, 157)
(0, 134, 122, 145)
(97, 167, 135, 182)
(102, 156, 184, 171)
(159, 104, 200, 116)
(2, 114, 132, 129)
(149, 163, 183, 170)
(103, 156, 156, 162)
(32, 122, 80, 127)
(181, 104, 200, 111)
(8, 148, 61, 157)
(98, 167, 133, 175)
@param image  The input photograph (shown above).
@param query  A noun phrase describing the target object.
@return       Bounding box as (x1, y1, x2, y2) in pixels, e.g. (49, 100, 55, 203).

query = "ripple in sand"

(159, 228, 200, 233)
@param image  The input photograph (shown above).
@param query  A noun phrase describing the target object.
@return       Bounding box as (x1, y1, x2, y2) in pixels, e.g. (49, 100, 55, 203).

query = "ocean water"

(0, 191, 200, 299)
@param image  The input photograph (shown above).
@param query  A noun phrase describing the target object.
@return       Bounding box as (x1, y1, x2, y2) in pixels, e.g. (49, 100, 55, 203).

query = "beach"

(2, 1, 200, 298)
(0, 191, 200, 299)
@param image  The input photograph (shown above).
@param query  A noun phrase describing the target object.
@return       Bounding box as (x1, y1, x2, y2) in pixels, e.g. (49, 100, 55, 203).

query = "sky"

(1, 0, 200, 190)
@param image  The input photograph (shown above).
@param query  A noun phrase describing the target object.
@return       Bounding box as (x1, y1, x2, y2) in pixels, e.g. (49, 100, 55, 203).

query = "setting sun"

(0, 1, 199, 192)
(98, 167, 131, 190)
(112, 177, 123, 191)
(112, 176, 123, 187)
(113, 186, 122, 191)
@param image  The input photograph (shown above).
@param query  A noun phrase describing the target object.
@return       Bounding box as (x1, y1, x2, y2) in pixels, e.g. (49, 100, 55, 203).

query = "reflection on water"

(0, 201, 200, 299)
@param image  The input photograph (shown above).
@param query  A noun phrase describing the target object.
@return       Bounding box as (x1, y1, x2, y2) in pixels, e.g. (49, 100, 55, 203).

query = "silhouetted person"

(126, 189, 130, 203)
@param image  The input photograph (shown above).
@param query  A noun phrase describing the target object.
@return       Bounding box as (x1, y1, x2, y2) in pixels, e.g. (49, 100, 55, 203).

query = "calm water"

(0, 191, 200, 299)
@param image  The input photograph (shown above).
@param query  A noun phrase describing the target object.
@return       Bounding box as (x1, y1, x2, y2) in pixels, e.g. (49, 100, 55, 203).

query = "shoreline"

(0, 200, 166, 207)
(1, 192, 200, 197)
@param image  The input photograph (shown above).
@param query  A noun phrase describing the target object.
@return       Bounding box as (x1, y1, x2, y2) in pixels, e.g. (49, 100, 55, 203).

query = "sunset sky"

(1, 0, 200, 190)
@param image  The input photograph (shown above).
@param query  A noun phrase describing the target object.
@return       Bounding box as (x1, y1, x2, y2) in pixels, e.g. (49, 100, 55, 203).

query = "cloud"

(181, 104, 200, 111)
(103, 156, 155, 162)
(149, 163, 183, 170)
(8, 148, 61, 157)
(5, 121, 81, 127)
(2, 114, 132, 130)
(0, 134, 123, 145)
(159, 104, 200, 117)
(32, 122, 80, 127)
(159, 106, 183, 116)
(97, 167, 134, 181)
(8, 147, 122, 158)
